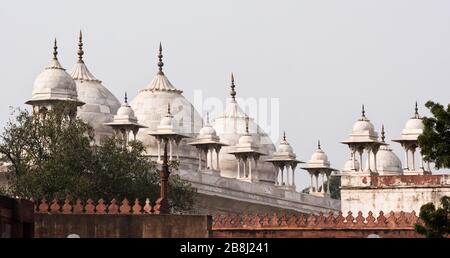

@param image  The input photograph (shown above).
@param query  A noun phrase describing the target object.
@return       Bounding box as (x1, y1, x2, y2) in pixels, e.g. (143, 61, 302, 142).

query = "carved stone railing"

(212, 211, 419, 229)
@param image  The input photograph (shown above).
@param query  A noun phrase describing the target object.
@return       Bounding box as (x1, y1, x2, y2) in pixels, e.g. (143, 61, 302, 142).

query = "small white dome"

(310, 149, 329, 163)
(278, 142, 293, 153)
(238, 134, 254, 145)
(405, 118, 424, 131)
(352, 119, 375, 134)
(199, 125, 216, 136)
(117, 104, 135, 117)
(367, 146, 403, 175)
(31, 59, 78, 102)
(344, 158, 360, 171)
(159, 115, 173, 127)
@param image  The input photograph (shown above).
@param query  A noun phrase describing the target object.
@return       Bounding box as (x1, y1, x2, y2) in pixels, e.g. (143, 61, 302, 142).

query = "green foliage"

(0, 106, 196, 212)
(418, 101, 450, 169)
(414, 196, 450, 238)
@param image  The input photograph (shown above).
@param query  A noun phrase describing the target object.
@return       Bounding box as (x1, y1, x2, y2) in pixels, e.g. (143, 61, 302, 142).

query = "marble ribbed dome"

(27, 41, 79, 105)
(211, 75, 277, 183)
(130, 45, 202, 169)
(71, 33, 121, 143)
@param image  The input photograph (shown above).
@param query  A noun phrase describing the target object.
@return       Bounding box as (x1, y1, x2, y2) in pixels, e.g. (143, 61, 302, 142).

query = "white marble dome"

(211, 76, 277, 183)
(70, 36, 121, 143)
(278, 142, 294, 154)
(238, 134, 254, 145)
(199, 124, 216, 136)
(117, 102, 135, 118)
(28, 45, 79, 104)
(352, 119, 375, 134)
(310, 149, 329, 164)
(405, 118, 424, 131)
(130, 47, 203, 170)
(366, 146, 403, 175)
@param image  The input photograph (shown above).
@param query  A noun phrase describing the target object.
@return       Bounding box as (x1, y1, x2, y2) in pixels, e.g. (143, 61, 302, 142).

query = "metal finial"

(415, 101, 419, 116)
(361, 104, 366, 118)
(318, 140, 321, 149)
(53, 38, 58, 60)
(245, 115, 249, 134)
(167, 102, 171, 115)
(124, 92, 128, 104)
(283, 131, 286, 141)
(230, 73, 236, 100)
(381, 124, 385, 143)
(77, 30, 84, 62)
(157, 42, 164, 75)
(206, 112, 210, 124)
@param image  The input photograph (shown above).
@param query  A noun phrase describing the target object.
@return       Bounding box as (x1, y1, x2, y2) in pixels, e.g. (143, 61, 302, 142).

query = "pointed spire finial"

(381, 124, 385, 143)
(167, 102, 171, 115)
(206, 112, 210, 124)
(230, 72, 236, 100)
(361, 104, 366, 118)
(53, 38, 58, 60)
(157, 42, 164, 75)
(77, 30, 84, 62)
(124, 92, 128, 104)
(283, 131, 286, 141)
(245, 115, 249, 134)
(415, 101, 419, 116)
(318, 140, 321, 149)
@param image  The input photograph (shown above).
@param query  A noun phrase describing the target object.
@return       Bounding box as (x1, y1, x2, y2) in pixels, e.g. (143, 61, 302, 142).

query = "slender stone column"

(315, 173, 319, 192)
(327, 174, 331, 194)
(310, 173, 314, 192)
(198, 150, 202, 170)
(405, 147, 410, 170)
(286, 166, 290, 186)
(157, 139, 161, 161)
(373, 148, 378, 173)
(292, 166, 296, 187)
(321, 172, 325, 193)
(281, 168, 284, 185)
(411, 148, 416, 171)
(358, 149, 363, 172)
(248, 158, 252, 180)
(237, 158, 241, 178)
(215, 147, 220, 171)
(367, 148, 371, 172)
(242, 157, 247, 178)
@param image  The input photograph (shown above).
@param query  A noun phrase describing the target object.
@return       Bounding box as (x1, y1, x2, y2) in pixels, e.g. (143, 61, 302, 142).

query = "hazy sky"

(1, 0, 449, 189)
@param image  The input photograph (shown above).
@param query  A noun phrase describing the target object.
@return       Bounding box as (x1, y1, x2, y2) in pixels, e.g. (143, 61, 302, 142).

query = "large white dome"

(71, 44, 121, 143)
(130, 46, 202, 169)
(211, 75, 277, 183)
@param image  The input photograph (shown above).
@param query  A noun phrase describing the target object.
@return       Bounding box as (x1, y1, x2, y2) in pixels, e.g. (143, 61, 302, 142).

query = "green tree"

(418, 101, 450, 169)
(0, 106, 196, 213)
(414, 196, 450, 238)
